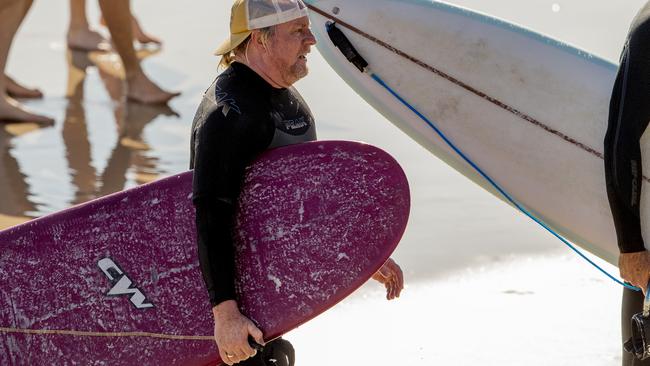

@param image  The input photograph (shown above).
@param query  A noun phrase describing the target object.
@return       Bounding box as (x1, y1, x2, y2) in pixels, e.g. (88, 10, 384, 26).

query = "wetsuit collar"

(230, 62, 287, 91)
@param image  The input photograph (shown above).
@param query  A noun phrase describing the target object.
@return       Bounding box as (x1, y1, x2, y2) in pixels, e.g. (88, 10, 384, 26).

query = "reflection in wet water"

(0, 49, 183, 228)
(0, 124, 36, 221)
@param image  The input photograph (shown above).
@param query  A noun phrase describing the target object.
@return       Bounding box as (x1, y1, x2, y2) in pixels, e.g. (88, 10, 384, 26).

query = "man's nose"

(305, 28, 317, 45)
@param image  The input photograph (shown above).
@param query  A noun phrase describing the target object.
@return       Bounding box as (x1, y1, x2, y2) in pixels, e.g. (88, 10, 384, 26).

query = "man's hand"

(620, 251, 650, 294)
(212, 300, 265, 365)
(372, 257, 404, 300)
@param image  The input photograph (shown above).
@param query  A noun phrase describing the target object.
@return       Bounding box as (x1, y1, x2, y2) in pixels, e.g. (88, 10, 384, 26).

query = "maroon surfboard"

(0, 141, 410, 365)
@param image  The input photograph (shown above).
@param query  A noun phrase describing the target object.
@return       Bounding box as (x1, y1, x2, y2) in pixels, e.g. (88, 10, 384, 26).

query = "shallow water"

(2, 0, 647, 364)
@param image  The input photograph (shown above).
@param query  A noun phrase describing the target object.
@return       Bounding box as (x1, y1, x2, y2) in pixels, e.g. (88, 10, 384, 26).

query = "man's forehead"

(280, 16, 310, 28)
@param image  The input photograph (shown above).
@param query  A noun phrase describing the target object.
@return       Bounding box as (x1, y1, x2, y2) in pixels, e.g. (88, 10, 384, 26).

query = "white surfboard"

(306, 0, 636, 265)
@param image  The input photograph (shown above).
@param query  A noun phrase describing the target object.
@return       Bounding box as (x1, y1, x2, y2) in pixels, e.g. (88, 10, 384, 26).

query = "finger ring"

(226, 354, 234, 358)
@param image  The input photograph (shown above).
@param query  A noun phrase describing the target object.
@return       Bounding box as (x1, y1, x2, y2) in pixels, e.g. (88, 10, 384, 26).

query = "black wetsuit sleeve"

(604, 20, 650, 253)
(192, 108, 272, 306)
(194, 198, 237, 306)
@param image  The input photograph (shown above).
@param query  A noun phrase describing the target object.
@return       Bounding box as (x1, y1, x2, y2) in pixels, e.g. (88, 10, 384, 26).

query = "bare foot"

(67, 29, 111, 52)
(126, 72, 180, 104)
(5, 75, 43, 99)
(101, 15, 162, 47)
(0, 96, 54, 124)
(131, 16, 162, 46)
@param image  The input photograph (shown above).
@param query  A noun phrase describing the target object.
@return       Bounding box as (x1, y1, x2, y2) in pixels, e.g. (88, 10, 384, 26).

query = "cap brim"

(214, 31, 252, 56)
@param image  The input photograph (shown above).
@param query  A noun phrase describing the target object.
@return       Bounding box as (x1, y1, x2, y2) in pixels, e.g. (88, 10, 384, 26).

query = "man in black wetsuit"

(190, 1, 405, 365)
(604, 2, 650, 365)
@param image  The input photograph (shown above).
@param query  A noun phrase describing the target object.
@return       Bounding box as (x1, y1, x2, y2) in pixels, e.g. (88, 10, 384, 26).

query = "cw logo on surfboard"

(98, 257, 154, 310)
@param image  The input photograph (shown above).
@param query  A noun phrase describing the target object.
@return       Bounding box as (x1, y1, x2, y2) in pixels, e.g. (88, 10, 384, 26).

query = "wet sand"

(1, 0, 646, 364)
(0, 214, 29, 229)
(292, 253, 622, 366)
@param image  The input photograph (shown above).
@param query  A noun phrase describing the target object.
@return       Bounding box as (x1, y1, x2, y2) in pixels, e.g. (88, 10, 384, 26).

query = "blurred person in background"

(0, 0, 53, 123)
(67, 0, 162, 52)
(71, 0, 179, 104)
(0, 0, 177, 125)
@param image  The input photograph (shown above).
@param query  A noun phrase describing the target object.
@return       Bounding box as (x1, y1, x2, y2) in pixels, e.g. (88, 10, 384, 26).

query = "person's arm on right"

(604, 132, 650, 292)
(604, 36, 650, 292)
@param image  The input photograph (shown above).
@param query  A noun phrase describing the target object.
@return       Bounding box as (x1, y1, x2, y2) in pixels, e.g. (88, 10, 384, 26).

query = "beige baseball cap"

(215, 0, 309, 56)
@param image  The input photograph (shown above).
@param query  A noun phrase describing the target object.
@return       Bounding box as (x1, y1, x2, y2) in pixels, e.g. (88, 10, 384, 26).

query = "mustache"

(299, 47, 312, 56)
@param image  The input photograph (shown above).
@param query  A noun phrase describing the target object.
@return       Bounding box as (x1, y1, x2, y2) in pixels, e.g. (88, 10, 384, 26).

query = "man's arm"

(192, 107, 273, 364)
(604, 28, 650, 290)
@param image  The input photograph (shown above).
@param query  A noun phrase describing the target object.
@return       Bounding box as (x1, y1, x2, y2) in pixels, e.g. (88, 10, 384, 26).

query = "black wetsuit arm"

(604, 19, 650, 253)
(604, 126, 645, 253)
(191, 108, 272, 306)
(194, 198, 238, 305)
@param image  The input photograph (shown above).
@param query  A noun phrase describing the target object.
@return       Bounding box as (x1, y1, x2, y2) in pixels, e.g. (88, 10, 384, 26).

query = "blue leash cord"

(369, 72, 639, 292)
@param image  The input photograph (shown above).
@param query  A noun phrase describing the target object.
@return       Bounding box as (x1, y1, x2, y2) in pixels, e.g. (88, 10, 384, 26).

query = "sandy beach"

(1, 0, 647, 364)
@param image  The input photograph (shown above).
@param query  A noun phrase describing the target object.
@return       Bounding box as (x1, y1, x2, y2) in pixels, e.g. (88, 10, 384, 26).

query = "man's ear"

(249, 31, 257, 44)
(250, 30, 263, 46)
(251, 30, 270, 53)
